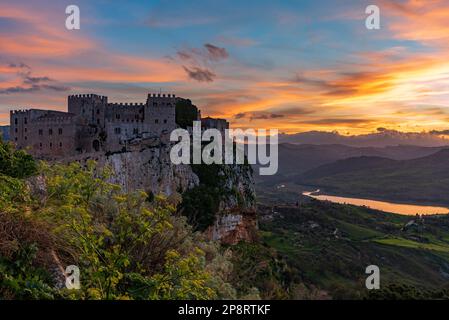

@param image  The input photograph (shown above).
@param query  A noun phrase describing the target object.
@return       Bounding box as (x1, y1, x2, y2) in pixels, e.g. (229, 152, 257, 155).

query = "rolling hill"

(254, 143, 446, 186)
(258, 200, 449, 299)
(296, 149, 449, 205)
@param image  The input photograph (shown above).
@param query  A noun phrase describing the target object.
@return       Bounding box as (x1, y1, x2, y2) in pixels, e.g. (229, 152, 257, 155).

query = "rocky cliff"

(204, 163, 258, 244)
(72, 135, 257, 245)
(100, 136, 198, 197)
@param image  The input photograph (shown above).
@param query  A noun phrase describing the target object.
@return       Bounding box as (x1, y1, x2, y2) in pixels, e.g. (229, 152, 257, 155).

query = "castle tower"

(144, 93, 177, 136)
(68, 94, 108, 128)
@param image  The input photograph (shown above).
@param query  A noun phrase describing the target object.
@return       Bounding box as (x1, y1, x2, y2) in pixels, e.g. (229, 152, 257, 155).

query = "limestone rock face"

(99, 139, 199, 196)
(205, 164, 258, 245)
(205, 211, 258, 245)
(64, 136, 257, 245)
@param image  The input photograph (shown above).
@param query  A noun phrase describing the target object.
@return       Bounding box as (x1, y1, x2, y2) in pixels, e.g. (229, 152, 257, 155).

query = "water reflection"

(303, 190, 449, 215)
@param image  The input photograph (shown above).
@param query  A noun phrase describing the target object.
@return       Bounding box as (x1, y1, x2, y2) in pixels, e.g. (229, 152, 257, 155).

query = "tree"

(0, 139, 37, 178)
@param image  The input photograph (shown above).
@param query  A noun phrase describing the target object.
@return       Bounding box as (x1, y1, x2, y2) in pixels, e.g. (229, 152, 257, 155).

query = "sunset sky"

(1, 0, 449, 134)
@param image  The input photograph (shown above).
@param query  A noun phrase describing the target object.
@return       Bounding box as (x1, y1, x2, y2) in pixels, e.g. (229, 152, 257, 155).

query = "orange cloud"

(2, 1, 449, 135)
(381, 0, 449, 44)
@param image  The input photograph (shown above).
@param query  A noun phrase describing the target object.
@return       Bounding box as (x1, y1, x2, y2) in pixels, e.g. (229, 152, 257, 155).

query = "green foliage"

(0, 174, 28, 211)
(29, 161, 233, 299)
(229, 242, 295, 299)
(128, 249, 216, 300)
(180, 186, 220, 231)
(0, 244, 56, 300)
(0, 154, 236, 300)
(175, 99, 199, 129)
(0, 139, 37, 178)
(258, 199, 449, 299)
(179, 164, 225, 231)
(367, 283, 449, 300)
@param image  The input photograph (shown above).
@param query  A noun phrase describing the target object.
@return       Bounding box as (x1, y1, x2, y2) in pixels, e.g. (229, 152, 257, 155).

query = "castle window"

(97, 109, 100, 115)
(114, 128, 121, 134)
(15, 137, 17, 141)
(97, 119, 100, 125)
(39, 143, 42, 148)
(50, 143, 52, 148)
(163, 119, 167, 124)
(58, 128, 63, 135)
(59, 142, 62, 147)
(155, 119, 159, 124)
(15, 128, 18, 133)
(82, 109, 85, 114)
(24, 118, 27, 124)
(24, 128, 27, 132)
(153, 102, 157, 107)
(49, 129, 53, 135)
(14, 118, 18, 125)
(133, 128, 138, 134)
(24, 136, 27, 140)
(116, 114, 120, 120)
(38, 129, 43, 135)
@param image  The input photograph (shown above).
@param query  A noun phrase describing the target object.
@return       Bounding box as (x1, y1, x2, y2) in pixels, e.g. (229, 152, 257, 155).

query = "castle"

(10, 93, 229, 159)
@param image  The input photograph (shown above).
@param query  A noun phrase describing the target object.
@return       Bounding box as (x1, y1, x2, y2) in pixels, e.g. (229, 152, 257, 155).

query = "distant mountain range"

(279, 129, 449, 147)
(0, 126, 9, 141)
(295, 149, 449, 205)
(255, 143, 446, 185)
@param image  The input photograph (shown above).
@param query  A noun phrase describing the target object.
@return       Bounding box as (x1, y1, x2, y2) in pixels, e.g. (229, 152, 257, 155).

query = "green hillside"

(256, 199, 449, 299)
(295, 149, 449, 206)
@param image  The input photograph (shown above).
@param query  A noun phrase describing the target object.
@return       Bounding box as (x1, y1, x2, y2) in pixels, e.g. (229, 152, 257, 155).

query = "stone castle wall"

(10, 110, 78, 159)
(10, 93, 180, 159)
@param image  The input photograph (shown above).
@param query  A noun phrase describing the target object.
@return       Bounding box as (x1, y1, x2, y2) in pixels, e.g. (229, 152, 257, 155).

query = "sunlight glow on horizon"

(1, 0, 449, 135)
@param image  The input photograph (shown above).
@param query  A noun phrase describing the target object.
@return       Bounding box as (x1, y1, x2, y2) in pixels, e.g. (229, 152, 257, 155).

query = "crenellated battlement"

(108, 102, 145, 107)
(147, 93, 176, 98)
(10, 109, 30, 115)
(68, 94, 107, 101)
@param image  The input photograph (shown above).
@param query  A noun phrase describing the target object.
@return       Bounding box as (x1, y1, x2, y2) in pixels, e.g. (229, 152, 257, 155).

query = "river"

(302, 190, 449, 215)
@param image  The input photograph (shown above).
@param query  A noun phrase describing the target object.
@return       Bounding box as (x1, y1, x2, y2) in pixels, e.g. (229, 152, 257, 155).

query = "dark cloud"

(293, 74, 332, 89)
(176, 43, 229, 82)
(183, 66, 216, 82)
(430, 129, 449, 135)
(0, 83, 70, 94)
(234, 111, 285, 121)
(252, 113, 284, 120)
(234, 112, 246, 119)
(234, 106, 315, 121)
(204, 43, 228, 61)
(298, 118, 374, 125)
(294, 74, 357, 96)
(8, 62, 30, 69)
(0, 62, 70, 95)
(23, 76, 52, 84)
(177, 43, 229, 63)
(293, 71, 393, 97)
(275, 106, 316, 116)
(0, 86, 37, 94)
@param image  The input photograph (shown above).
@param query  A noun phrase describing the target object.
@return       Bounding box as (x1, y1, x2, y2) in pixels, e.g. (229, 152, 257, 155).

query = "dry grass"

(0, 211, 56, 268)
